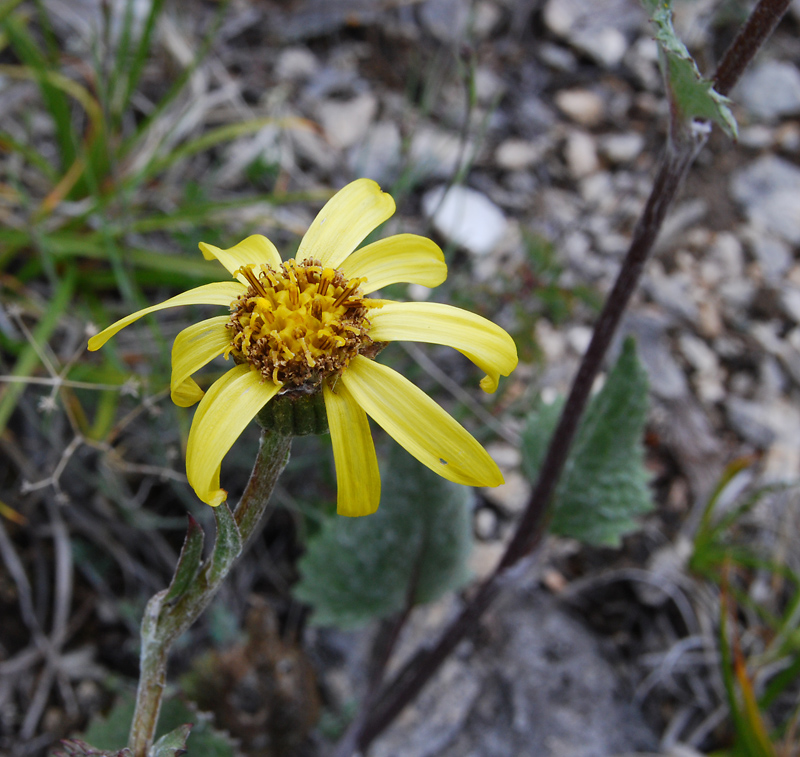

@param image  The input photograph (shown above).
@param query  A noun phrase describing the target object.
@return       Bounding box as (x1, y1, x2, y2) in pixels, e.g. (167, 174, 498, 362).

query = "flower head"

(88, 179, 518, 516)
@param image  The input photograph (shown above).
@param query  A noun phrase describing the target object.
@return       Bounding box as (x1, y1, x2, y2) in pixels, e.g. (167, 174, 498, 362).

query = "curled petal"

(171, 316, 232, 407)
(186, 365, 280, 506)
(323, 381, 381, 516)
(339, 234, 447, 294)
(341, 356, 503, 487)
(296, 178, 395, 269)
(87, 282, 244, 351)
(368, 301, 518, 393)
(199, 235, 282, 282)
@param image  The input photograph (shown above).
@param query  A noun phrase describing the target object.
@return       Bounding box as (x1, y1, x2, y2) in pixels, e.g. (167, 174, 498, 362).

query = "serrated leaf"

(78, 693, 136, 751)
(157, 697, 242, 757)
(165, 515, 205, 603)
(522, 338, 653, 547)
(150, 725, 190, 757)
(77, 692, 241, 757)
(294, 445, 473, 629)
(642, 0, 737, 137)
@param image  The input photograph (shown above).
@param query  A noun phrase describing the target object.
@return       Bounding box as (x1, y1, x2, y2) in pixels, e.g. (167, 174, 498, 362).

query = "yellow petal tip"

(204, 490, 228, 507)
(479, 374, 500, 393)
(198, 241, 217, 260)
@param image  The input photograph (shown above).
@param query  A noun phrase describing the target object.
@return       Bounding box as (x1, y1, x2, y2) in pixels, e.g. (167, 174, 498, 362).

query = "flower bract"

(88, 179, 518, 516)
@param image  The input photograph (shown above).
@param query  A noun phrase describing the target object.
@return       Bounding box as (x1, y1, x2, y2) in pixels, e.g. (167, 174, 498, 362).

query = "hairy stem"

(128, 430, 291, 756)
(350, 0, 791, 751)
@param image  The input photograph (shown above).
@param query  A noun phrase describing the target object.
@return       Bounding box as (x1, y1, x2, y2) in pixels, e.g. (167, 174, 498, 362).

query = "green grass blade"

(3, 14, 77, 171)
(119, 0, 229, 163)
(118, 0, 166, 122)
(0, 0, 25, 26)
(132, 116, 311, 185)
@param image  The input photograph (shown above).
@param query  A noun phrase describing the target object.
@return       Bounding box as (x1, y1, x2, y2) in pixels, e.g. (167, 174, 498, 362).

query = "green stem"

(128, 430, 292, 756)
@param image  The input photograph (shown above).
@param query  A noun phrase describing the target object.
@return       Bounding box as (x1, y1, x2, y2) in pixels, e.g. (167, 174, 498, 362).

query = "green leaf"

(208, 503, 242, 583)
(642, 0, 737, 138)
(157, 698, 242, 757)
(522, 337, 653, 547)
(165, 515, 205, 604)
(78, 693, 135, 751)
(150, 725, 190, 757)
(76, 692, 240, 757)
(294, 445, 473, 629)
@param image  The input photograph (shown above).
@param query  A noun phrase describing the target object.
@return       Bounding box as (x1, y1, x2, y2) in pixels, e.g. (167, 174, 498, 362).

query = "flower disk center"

(227, 259, 376, 388)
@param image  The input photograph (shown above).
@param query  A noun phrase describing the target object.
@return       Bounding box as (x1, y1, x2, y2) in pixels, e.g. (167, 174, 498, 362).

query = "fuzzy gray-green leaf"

(294, 446, 473, 629)
(209, 503, 242, 583)
(165, 515, 205, 603)
(522, 338, 652, 547)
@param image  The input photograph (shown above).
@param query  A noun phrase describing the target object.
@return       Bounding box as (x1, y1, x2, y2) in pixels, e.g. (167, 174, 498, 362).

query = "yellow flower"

(88, 179, 518, 516)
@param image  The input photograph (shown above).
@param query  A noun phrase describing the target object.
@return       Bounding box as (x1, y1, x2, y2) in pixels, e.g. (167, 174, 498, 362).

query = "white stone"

(678, 332, 718, 374)
(422, 185, 508, 256)
(554, 89, 605, 127)
(275, 46, 318, 81)
(483, 441, 522, 470)
(535, 320, 566, 362)
(482, 471, 531, 514)
(736, 60, 800, 120)
(567, 325, 592, 355)
(469, 542, 505, 580)
(599, 132, 645, 163)
(495, 138, 544, 170)
(473, 0, 503, 39)
(780, 286, 800, 325)
(564, 130, 599, 178)
(730, 156, 800, 245)
(474, 66, 505, 105)
(474, 508, 497, 540)
(317, 93, 378, 150)
(542, 0, 638, 67)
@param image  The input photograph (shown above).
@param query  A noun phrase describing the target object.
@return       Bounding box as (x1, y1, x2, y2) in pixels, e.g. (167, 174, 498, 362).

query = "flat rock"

(423, 185, 508, 256)
(730, 155, 800, 245)
(620, 312, 689, 400)
(419, 0, 470, 42)
(373, 589, 657, 757)
(317, 93, 378, 150)
(735, 60, 800, 121)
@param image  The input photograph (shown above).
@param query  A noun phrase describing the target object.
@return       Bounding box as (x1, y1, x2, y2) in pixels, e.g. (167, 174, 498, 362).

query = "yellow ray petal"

(341, 356, 504, 487)
(171, 316, 232, 407)
(323, 381, 381, 517)
(186, 364, 280, 506)
(368, 301, 518, 393)
(295, 178, 396, 269)
(199, 235, 283, 283)
(339, 234, 447, 294)
(87, 281, 245, 352)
